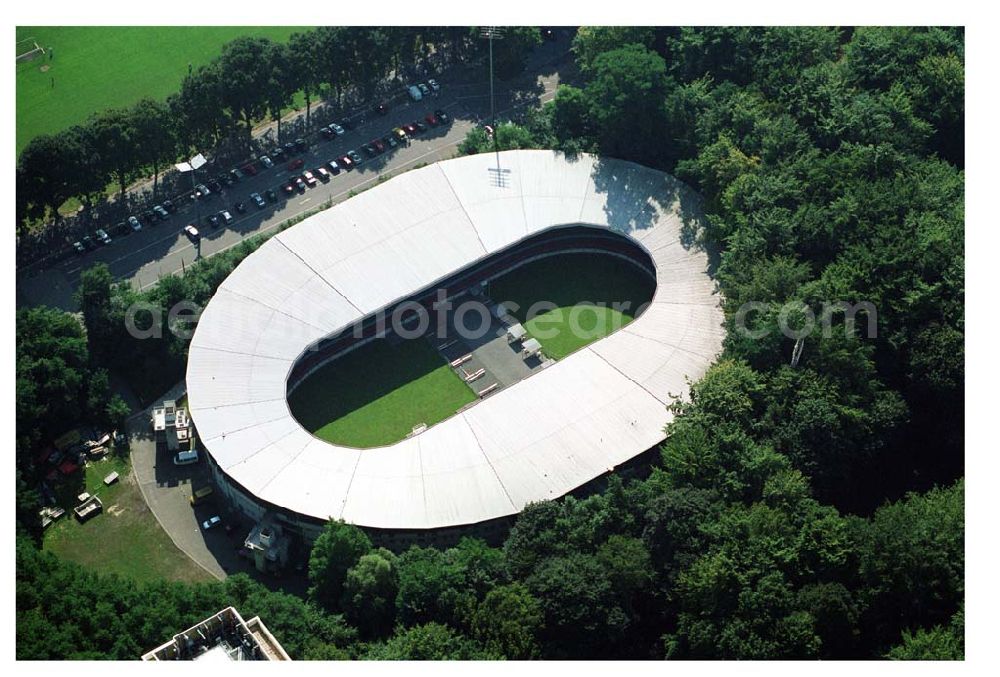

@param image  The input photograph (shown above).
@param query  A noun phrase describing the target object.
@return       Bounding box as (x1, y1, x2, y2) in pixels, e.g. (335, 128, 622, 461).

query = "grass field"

(490, 253, 656, 359)
(16, 26, 306, 154)
(289, 337, 476, 448)
(43, 454, 213, 583)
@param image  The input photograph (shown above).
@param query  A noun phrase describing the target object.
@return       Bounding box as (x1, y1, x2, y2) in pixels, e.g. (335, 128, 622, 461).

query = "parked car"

(142, 210, 157, 224)
(321, 125, 335, 140)
(271, 147, 286, 162)
(408, 84, 423, 101)
(250, 192, 266, 208)
(163, 199, 176, 213)
(207, 179, 222, 193)
(315, 166, 330, 181)
(260, 155, 274, 169)
(234, 201, 246, 214)
(347, 149, 363, 166)
(82, 235, 96, 250)
(242, 163, 258, 176)
(417, 83, 430, 97)
(403, 122, 418, 135)
(202, 515, 221, 530)
(425, 113, 439, 127)
(265, 188, 278, 202)
(283, 141, 297, 155)
(114, 221, 128, 235)
(371, 139, 385, 154)
(302, 170, 317, 187)
(435, 109, 450, 124)
(128, 216, 142, 231)
(414, 120, 427, 133)
(288, 158, 305, 171)
(362, 143, 376, 158)
(295, 138, 308, 152)
(384, 134, 398, 149)
(153, 205, 170, 220)
(95, 229, 112, 245)
(184, 224, 200, 242)
(338, 154, 354, 170)
(207, 213, 220, 228)
(283, 183, 295, 196)
(220, 210, 234, 225)
(195, 183, 211, 198)
(394, 127, 408, 142)
(72, 241, 86, 254)
(327, 159, 341, 174)
(428, 78, 440, 92)
(330, 122, 345, 136)
(294, 177, 307, 192)
(229, 168, 243, 183)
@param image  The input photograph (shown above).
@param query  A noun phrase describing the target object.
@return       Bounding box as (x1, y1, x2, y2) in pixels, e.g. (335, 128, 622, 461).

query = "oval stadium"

(186, 150, 724, 548)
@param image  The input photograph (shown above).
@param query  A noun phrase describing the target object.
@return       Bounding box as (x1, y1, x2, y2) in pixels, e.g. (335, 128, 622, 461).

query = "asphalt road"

(17, 39, 575, 312)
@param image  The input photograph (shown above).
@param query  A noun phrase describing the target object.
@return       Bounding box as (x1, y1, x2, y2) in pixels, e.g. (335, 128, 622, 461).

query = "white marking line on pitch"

(135, 138, 465, 291)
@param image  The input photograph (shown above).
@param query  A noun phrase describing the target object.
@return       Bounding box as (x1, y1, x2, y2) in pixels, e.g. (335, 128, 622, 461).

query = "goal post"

(16, 38, 45, 63)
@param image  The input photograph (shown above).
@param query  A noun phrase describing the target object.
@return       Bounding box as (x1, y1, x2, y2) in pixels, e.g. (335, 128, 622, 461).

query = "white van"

(407, 85, 423, 102)
(174, 449, 199, 465)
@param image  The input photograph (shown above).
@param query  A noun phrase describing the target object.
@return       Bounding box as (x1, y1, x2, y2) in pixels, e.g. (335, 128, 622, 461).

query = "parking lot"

(17, 36, 577, 312)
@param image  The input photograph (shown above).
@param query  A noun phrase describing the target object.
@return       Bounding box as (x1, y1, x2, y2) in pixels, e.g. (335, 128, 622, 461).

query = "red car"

(403, 123, 417, 135)
(338, 154, 354, 171)
(241, 163, 258, 176)
(425, 113, 439, 127)
(283, 183, 295, 196)
(371, 139, 385, 153)
(287, 158, 304, 171)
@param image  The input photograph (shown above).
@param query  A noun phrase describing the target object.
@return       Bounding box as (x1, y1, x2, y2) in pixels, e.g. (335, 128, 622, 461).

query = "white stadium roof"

(186, 150, 724, 530)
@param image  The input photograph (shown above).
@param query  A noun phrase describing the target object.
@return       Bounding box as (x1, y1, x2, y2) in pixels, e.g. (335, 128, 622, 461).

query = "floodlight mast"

(480, 27, 505, 174)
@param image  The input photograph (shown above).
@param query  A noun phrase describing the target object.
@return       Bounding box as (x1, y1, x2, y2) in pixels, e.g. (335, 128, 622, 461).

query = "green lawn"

(489, 253, 656, 359)
(289, 338, 477, 448)
(16, 26, 307, 154)
(43, 454, 213, 583)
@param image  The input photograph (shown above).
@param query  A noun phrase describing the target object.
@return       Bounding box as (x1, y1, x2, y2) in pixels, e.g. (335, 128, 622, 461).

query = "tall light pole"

(175, 152, 207, 255)
(479, 26, 504, 176)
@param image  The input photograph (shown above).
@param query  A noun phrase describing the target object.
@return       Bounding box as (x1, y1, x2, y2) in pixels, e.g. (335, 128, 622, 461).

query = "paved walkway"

(127, 383, 307, 594)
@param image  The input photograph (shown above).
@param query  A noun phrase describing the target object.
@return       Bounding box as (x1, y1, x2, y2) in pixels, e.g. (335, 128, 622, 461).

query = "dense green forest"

(16, 26, 964, 660)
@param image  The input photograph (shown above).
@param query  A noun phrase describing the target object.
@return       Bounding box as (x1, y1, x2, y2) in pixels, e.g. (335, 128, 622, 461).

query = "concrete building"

(141, 607, 290, 661)
(186, 151, 724, 548)
(244, 516, 291, 574)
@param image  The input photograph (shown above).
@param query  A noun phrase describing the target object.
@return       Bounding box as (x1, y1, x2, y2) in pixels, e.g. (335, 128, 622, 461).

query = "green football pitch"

(490, 252, 656, 359)
(289, 337, 477, 449)
(16, 26, 306, 154)
(288, 253, 655, 448)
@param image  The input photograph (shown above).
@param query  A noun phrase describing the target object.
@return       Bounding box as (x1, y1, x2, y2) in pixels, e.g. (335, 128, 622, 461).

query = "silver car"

(128, 216, 142, 231)
(95, 229, 112, 245)
(202, 515, 221, 530)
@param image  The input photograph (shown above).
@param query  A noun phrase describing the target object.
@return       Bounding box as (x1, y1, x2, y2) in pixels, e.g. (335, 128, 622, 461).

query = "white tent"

(506, 323, 527, 343)
(521, 337, 543, 358)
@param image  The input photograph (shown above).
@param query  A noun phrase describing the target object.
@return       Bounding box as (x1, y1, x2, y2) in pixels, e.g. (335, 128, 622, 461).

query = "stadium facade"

(186, 150, 724, 548)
